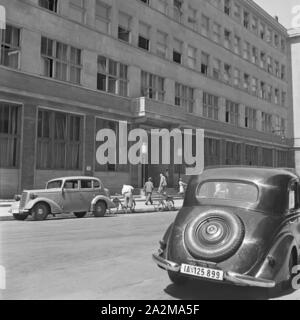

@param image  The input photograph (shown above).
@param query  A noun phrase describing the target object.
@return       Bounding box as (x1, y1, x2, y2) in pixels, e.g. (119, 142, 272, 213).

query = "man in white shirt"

(122, 184, 134, 209)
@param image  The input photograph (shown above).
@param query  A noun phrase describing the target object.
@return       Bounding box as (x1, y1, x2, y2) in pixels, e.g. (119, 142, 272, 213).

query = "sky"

(253, 0, 300, 29)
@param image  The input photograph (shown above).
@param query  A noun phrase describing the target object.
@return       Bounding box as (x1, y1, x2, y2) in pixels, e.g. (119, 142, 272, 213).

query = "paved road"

(0, 209, 299, 300)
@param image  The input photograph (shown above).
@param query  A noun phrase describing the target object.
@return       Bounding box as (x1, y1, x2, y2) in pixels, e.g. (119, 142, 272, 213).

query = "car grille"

(19, 192, 28, 209)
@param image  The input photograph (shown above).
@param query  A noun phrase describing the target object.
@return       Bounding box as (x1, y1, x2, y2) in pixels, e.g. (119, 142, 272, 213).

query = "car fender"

(255, 234, 297, 284)
(24, 198, 63, 214)
(91, 195, 116, 210)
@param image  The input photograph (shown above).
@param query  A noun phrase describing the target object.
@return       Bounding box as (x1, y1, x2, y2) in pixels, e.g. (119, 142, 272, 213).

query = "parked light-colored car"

(10, 177, 115, 221)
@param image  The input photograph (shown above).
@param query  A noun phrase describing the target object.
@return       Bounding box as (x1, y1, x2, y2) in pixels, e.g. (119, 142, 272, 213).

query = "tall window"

(38, 0, 58, 12)
(69, 0, 86, 24)
(37, 109, 83, 169)
(251, 46, 258, 64)
(233, 68, 240, 87)
(259, 81, 266, 99)
(251, 16, 258, 34)
(173, 0, 183, 22)
(282, 91, 286, 107)
(261, 112, 272, 133)
(97, 56, 128, 97)
(243, 73, 250, 91)
(138, 22, 150, 51)
(201, 15, 210, 37)
(281, 65, 286, 80)
(260, 51, 266, 69)
(0, 103, 21, 168)
(95, 0, 111, 34)
(226, 142, 241, 165)
(205, 138, 220, 167)
(224, 63, 231, 83)
(233, 35, 240, 55)
(233, 3, 241, 21)
(173, 39, 182, 64)
(274, 88, 280, 104)
(224, 0, 231, 15)
(187, 5, 197, 30)
(243, 10, 250, 29)
(275, 61, 280, 77)
(224, 29, 231, 49)
(212, 22, 221, 43)
(251, 77, 258, 95)
(267, 84, 273, 102)
(262, 148, 273, 167)
(266, 27, 272, 43)
(175, 83, 194, 113)
(267, 55, 273, 73)
(212, 58, 221, 80)
(243, 41, 250, 60)
(245, 145, 258, 166)
(225, 100, 239, 126)
(156, 30, 167, 58)
(201, 52, 209, 75)
(0, 25, 20, 69)
(187, 45, 196, 69)
(118, 12, 131, 43)
(203, 92, 219, 120)
(41, 37, 82, 84)
(259, 22, 265, 40)
(245, 107, 256, 129)
(141, 71, 165, 101)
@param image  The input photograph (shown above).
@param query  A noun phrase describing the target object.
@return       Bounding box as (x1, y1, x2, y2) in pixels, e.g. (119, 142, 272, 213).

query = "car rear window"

(197, 181, 258, 203)
(47, 180, 62, 189)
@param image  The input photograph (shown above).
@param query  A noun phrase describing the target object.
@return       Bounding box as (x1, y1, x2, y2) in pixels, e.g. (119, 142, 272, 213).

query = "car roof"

(202, 166, 299, 184)
(48, 177, 101, 182)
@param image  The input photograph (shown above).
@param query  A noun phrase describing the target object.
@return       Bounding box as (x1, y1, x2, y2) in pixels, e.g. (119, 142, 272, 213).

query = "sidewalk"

(0, 198, 184, 221)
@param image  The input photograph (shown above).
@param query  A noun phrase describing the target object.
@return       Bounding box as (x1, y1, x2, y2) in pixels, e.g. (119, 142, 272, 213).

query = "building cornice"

(243, 0, 288, 35)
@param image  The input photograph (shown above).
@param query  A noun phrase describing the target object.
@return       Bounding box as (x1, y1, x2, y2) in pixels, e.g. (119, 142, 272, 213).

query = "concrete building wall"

(0, 0, 295, 197)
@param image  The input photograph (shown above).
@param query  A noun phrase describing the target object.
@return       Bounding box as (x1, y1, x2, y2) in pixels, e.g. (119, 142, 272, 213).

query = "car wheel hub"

(197, 219, 228, 245)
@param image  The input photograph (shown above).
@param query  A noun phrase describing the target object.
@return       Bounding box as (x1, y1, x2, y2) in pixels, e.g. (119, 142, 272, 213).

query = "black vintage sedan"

(153, 167, 300, 291)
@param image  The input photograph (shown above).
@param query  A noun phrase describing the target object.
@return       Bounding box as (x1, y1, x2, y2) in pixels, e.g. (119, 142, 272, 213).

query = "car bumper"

(9, 206, 29, 215)
(152, 252, 275, 288)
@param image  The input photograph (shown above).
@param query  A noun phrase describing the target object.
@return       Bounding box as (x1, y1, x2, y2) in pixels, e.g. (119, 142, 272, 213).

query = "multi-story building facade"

(0, 0, 294, 198)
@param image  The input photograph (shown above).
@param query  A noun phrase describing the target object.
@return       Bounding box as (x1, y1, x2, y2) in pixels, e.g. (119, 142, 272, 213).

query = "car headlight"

(29, 193, 38, 200)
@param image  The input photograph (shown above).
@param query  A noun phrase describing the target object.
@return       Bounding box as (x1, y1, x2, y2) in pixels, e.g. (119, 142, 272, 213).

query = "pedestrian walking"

(158, 173, 167, 194)
(144, 177, 154, 205)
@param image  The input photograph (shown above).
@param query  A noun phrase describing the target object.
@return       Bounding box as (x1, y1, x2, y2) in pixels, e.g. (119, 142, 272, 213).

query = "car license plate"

(180, 264, 224, 281)
(12, 209, 20, 214)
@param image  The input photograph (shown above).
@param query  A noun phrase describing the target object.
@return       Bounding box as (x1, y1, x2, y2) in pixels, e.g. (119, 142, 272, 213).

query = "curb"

(0, 206, 182, 222)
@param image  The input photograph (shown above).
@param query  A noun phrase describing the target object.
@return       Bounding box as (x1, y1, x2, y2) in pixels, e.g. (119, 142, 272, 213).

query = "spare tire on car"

(184, 209, 245, 263)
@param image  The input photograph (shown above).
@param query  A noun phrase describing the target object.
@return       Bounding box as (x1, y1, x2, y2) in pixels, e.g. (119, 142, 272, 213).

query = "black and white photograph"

(0, 0, 300, 304)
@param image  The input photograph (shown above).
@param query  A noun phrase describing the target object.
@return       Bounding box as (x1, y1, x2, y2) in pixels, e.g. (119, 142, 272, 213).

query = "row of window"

(1, 25, 286, 108)
(203, 138, 288, 167)
(36, 0, 288, 84)
(39, 0, 286, 55)
(0, 103, 289, 169)
(210, 0, 286, 52)
(202, 91, 286, 134)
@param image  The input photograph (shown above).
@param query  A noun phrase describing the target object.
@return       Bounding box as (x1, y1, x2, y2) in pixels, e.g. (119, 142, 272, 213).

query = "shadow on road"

(164, 279, 293, 300)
